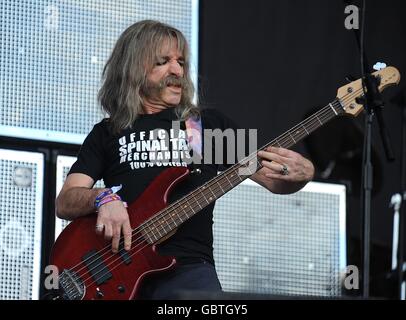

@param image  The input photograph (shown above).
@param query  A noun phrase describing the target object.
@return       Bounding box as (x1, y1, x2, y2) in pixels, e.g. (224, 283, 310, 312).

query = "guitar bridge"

(59, 269, 85, 300)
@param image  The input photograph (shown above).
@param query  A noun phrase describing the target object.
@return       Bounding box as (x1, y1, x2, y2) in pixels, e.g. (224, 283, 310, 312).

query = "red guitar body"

(50, 166, 190, 300)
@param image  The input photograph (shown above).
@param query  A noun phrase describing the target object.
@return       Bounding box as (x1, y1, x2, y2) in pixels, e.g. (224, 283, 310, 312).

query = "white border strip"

(0, 125, 86, 145)
(54, 155, 76, 240)
(242, 178, 346, 195)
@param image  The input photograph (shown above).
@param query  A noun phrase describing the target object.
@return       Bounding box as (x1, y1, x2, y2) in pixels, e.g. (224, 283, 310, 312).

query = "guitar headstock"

(336, 66, 401, 117)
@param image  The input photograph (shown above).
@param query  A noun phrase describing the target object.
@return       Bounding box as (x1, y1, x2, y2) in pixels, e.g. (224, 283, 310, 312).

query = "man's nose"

(169, 60, 183, 77)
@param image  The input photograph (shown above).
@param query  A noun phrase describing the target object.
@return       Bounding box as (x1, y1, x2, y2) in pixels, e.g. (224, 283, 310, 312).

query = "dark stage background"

(199, 0, 406, 297)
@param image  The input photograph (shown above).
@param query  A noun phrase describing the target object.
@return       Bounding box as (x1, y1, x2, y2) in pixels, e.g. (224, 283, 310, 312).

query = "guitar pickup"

(82, 250, 112, 285)
(119, 243, 132, 265)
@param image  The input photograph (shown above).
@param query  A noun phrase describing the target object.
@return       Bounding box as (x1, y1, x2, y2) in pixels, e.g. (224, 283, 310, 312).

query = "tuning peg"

(373, 62, 387, 71)
(355, 96, 366, 105)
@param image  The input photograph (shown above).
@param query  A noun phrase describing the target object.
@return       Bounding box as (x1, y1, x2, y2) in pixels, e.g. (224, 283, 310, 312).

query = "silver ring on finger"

(280, 164, 289, 176)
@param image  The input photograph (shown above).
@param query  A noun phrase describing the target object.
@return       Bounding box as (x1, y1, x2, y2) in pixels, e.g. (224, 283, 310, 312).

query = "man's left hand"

(257, 146, 314, 183)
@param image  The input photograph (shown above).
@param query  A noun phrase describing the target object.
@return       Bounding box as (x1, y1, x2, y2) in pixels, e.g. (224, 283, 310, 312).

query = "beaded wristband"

(94, 185, 126, 211)
(94, 185, 123, 205)
(95, 194, 128, 212)
(97, 194, 122, 208)
(94, 189, 113, 208)
(95, 200, 128, 212)
(97, 198, 128, 210)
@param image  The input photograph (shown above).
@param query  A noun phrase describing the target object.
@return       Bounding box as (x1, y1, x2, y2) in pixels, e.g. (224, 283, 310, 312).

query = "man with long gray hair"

(55, 20, 314, 299)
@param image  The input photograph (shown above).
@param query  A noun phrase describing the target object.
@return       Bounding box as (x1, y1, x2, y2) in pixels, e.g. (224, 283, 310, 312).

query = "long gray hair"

(98, 20, 199, 133)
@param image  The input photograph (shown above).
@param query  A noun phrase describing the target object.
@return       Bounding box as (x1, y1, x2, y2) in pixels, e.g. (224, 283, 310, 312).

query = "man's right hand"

(95, 201, 132, 253)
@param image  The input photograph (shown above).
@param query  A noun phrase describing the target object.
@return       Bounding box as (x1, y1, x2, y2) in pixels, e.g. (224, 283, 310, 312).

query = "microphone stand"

(344, 0, 395, 298)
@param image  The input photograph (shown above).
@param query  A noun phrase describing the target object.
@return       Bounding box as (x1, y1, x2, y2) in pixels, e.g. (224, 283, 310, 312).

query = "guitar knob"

(95, 288, 104, 299)
(118, 285, 125, 293)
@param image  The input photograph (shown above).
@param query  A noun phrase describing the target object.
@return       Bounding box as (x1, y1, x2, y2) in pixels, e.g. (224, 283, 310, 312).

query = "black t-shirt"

(69, 108, 249, 264)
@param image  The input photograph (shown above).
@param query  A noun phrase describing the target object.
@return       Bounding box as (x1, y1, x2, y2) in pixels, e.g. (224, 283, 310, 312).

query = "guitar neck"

(142, 98, 345, 243)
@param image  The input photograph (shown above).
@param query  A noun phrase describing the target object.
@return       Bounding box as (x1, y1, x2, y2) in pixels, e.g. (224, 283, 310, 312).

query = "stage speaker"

(0, 0, 199, 144)
(0, 148, 44, 299)
(213, 179, 347, 298)
(54, 155, 104, 240)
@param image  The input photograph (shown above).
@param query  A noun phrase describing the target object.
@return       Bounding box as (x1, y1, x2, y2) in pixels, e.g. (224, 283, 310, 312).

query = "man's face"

(143, 40, 185, 108)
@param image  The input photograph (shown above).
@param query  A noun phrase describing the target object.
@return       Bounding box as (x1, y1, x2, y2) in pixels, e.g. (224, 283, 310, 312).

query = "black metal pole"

(398, 99, 406, 299)
(361, 111, 373, 297)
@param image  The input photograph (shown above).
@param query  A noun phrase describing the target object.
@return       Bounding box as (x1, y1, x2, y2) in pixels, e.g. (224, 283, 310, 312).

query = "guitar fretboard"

(141, 98, 345, 244)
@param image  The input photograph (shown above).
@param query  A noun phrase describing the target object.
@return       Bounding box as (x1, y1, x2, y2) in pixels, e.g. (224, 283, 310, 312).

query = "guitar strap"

(185, 116, 202, 171)
(185, 116, 202, 157)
